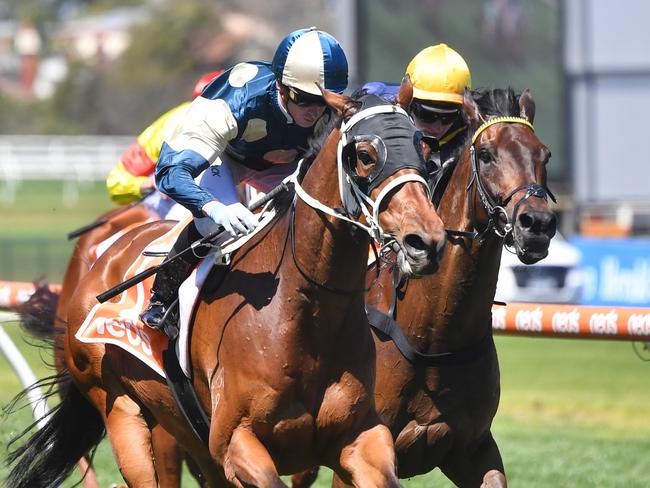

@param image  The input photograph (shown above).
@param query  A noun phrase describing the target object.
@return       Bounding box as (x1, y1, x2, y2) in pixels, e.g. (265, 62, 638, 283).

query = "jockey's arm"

(156, 97, 239, 217)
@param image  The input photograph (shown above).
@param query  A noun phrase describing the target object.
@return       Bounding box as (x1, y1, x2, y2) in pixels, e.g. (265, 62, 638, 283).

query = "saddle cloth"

(75, 203, 280, 378)
(89, 219, 154, 262)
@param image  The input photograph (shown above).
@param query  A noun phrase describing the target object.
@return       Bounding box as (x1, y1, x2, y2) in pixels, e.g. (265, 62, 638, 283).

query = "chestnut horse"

(8, 85, 447, 487)
(21, 204, 205, 488)
(292, 87, 556, 488)
(16, 203, 151, 488)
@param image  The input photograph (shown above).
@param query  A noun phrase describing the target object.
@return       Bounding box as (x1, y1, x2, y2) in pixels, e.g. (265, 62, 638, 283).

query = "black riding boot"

(140, 221, 204, 337)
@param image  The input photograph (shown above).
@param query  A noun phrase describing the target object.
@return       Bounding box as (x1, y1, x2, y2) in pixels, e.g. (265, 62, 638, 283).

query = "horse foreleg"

(336, 423, 401, 488)
(104, 395, 158, 487)
(223, 426, 287, 488)
(440, 431, 507, 488)
(291, 467, 320, 488)
(151, 424, 183, 488)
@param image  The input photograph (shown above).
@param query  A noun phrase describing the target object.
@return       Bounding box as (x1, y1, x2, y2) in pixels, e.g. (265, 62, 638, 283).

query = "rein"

(288, 200, 381, 295)
(369, 116, 553, 366)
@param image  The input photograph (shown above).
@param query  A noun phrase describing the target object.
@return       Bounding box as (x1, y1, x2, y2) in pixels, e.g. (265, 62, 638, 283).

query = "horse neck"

(292, 128, 369, 303)
(405, 145, 503, 348)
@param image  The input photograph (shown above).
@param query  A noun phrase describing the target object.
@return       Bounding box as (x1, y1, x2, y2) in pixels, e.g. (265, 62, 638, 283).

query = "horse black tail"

(5, 371, 105, 488)
(14, 281, 60, 343)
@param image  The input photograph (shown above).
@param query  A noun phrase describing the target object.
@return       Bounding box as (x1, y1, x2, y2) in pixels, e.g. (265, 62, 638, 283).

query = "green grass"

(1, 313, 649, 487)
(1, 182, 649, 486)
(0, 180, 112, 282)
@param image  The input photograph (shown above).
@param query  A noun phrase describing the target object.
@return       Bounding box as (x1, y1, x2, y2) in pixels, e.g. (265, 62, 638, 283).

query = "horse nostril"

(404, 233, 429, 253)
(518, 212, 534, 230)
(518, 210, 557, 237)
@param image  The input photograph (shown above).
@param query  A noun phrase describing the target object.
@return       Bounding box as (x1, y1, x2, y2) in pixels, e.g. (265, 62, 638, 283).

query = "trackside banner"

(491, 302, 650, 340)
(570, 237, 650, 307)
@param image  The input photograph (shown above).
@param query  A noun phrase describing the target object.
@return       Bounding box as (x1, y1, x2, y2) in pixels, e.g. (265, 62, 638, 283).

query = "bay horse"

(292, 87, 556, 488)
(8, 84, 447, 487)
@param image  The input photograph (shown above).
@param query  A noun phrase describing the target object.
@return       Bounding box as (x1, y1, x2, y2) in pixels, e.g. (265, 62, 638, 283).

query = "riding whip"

(95, 182, 291, 303)
(67, 191, 154, 240)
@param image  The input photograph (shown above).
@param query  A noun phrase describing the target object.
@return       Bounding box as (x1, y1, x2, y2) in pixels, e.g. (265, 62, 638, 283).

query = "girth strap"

(162, 338, 210, 444)
(366, 305, 494, 367)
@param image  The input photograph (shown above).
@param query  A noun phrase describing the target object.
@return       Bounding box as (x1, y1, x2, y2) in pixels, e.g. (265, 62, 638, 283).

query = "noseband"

(465, 116, 556, 241)
(293, 103, 431, 247)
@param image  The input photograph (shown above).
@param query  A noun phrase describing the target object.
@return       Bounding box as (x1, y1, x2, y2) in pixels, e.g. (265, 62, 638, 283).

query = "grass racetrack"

(1, 181, 649, 486)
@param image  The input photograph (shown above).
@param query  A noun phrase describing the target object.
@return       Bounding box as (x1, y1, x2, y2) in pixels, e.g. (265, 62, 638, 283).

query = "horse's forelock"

(471, 87, 521, 118)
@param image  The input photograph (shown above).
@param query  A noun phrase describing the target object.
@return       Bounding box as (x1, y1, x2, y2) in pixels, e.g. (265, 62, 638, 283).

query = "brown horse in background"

(9, 84, 447, 487)
(293, 87, 556, 488)
(18, 201, 204, 488)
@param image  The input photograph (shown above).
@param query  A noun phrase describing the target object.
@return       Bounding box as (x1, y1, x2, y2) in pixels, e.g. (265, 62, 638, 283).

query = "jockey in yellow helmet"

(354, 43, 471, 173)
(406, 44, 471, 145)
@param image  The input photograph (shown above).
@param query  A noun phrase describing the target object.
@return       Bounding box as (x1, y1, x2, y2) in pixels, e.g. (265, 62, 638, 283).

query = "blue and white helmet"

(272, 27, 348, 96)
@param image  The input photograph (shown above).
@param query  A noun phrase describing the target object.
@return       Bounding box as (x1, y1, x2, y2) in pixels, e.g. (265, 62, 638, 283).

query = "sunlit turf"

(0, 180, 113, 282)
(1, 314, 648, 487)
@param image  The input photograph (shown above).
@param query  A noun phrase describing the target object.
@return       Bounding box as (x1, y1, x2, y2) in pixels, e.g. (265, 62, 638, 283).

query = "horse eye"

(477, 148, 492, 163)
(357, 150, 374, 167)
(543, 152, 552, 165)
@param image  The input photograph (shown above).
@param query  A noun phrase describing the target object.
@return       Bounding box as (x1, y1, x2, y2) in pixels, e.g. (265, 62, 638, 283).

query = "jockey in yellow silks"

(105, 71, 223, 218)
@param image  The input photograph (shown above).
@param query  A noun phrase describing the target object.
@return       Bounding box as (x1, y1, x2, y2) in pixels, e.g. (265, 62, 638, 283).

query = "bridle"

(457, 116, 556, 243)
(292, 102, 431, 248)
(288, 101, 431, 294)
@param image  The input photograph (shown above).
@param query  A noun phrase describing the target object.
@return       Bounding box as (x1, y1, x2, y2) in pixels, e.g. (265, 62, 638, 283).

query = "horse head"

(463, 88, 556, 264)
(320, 82, 446, 275)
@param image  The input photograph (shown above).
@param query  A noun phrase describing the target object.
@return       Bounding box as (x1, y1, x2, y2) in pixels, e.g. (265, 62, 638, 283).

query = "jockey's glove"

(204, 201, 257, 237)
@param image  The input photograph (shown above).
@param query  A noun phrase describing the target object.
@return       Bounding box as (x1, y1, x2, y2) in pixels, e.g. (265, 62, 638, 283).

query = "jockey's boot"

(140, 221, 204, 336)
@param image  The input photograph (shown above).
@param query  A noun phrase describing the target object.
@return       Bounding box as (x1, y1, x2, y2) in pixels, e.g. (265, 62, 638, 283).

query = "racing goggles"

(286, 86, 327, 107)
(411, 102, 459, 125)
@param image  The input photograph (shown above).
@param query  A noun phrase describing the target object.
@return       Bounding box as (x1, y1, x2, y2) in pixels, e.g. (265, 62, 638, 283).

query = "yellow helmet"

(405, 44, 471, 105)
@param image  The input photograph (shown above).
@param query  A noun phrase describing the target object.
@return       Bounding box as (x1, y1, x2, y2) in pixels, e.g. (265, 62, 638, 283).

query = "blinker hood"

(341, 99, 428, 194)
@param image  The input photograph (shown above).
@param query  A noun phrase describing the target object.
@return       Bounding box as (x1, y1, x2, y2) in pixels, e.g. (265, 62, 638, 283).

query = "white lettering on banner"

(106, 319, 125, 337)
(0, 286, 10, 307)
(627, 313, 650, 336)
(551, 309, 580, 334)
(16, 288, 32, 304)
(126, 320, 141, 346)
(589, 310, 618, 335)
(90, 317, 153, 356)
(492, 307, 506, 330)
(515, 308, 543, 332)
(599, 257, 650, 303)
(94, 317, 105, 334)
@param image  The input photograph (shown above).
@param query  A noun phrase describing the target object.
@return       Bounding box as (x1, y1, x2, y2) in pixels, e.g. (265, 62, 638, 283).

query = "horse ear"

(463, 88, 484, 128)
(395, 75, 413, 111)
(319, 84, 361, 119)
(519, 88, 536, 124)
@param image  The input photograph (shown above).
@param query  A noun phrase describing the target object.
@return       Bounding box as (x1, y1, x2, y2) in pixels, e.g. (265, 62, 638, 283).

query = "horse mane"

(471, 87, 521, 118)
(449, 87, 522, 162)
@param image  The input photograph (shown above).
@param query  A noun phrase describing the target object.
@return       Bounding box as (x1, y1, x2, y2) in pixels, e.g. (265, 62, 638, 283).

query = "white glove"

(203, 201, 257, 237)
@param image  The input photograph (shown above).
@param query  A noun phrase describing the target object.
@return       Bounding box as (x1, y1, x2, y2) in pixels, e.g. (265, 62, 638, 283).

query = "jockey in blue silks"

(140, 27, 349, 332)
